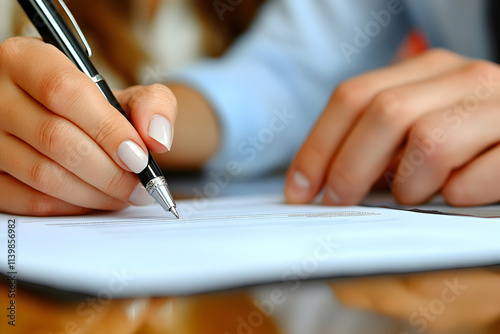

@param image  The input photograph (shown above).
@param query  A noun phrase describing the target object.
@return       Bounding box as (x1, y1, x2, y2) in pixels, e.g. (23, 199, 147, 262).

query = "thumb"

(114, 84, 177, 154)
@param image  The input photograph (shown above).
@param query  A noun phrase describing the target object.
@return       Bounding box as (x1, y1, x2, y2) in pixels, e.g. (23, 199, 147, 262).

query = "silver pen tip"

(170, 207, 180, 219)
(146, 176, 178, 218)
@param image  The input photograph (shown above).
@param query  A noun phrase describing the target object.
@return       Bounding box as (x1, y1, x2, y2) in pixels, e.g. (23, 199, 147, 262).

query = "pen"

(17, 0, 179, 219)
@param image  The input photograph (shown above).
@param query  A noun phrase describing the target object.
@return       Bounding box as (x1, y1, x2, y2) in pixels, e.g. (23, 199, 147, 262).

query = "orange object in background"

(396, 30, 428, 61)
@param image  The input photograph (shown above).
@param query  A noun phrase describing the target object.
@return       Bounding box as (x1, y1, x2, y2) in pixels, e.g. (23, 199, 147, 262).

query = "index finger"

(1, 37, 149, 174)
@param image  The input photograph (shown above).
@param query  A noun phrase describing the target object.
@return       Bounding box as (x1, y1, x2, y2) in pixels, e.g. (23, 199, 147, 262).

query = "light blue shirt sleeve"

(171, 0, 411, 177)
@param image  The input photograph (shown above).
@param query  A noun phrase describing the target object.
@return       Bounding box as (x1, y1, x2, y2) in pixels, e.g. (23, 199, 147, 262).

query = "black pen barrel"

(17, 0, 99, 77)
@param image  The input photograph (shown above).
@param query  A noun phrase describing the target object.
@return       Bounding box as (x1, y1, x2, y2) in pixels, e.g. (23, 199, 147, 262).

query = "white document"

(1, 195, 500, 297)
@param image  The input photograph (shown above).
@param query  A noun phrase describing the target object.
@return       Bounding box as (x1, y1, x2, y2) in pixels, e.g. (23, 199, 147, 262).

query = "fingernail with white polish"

(293, 171, 311, 191)
(118, 140, 148, 173)
(125, 299, 148, 322)
(129, 183, 155, 206)
(149, 115, 173, 151)
(326, 187, 341, 204)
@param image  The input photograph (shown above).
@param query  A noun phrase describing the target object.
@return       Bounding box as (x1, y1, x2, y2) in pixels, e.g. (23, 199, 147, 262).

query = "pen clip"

(56, 0, 92, 57)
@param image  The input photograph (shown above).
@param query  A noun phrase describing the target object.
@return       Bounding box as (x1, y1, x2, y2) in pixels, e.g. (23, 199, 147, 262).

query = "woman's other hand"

(286, 49, 500, 207)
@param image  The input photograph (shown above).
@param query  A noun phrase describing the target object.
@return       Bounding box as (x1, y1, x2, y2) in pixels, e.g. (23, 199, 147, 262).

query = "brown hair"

(15, 0, 265, 86)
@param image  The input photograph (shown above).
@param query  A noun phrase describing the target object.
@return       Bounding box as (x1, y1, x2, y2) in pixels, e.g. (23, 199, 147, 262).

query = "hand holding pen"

(0, 0, 178, 217)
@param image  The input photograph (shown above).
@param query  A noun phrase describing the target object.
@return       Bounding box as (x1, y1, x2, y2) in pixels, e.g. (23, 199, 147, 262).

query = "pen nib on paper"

(146, 177, 179, 219)
(170, 207, 180, 219)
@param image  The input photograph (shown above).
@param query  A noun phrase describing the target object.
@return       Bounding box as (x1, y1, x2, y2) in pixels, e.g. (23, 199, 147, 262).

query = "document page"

(1, 195, 499, 297)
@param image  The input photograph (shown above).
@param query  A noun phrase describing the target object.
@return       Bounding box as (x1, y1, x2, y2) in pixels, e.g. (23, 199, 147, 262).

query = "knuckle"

(38, 117, 72, 155)
(29, 160, 65, 195)
(462, 60, 497, 77)
(92, 115, 121, 146)
(408, 121, 450, 165)
(370, 90, 410, 126)
(40, 67, 79, 110)
(332, 80, 366, 108)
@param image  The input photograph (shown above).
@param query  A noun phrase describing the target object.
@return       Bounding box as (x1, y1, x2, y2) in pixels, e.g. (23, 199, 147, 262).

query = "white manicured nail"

(125, 299, 149, 322)
(327, 188, 341, 204)
(129, 183, 155, 206)
(118, 141, 148, 173)
(293, 171, 311, 192)
(149, 116, 173, 151)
